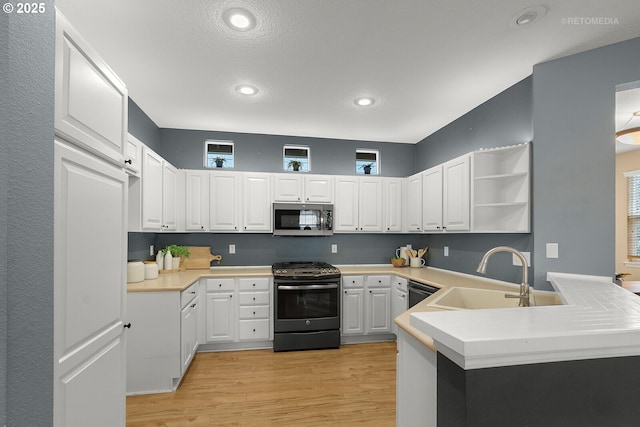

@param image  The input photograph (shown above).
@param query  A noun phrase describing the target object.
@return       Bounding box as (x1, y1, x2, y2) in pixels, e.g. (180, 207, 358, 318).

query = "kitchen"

(3, 1, 640, 426)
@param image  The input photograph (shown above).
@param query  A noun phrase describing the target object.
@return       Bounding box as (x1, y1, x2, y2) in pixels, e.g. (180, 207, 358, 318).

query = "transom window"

(283, 145, 310, 172)
(205, 140, 234, 168)
(356, 149, 379, 175)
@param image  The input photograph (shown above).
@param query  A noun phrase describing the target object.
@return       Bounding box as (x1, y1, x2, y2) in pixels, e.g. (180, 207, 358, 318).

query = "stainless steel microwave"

(273, 203, 333, 236)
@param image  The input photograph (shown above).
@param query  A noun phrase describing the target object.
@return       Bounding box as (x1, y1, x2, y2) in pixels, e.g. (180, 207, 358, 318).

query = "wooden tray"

(182, 246, 222, 269)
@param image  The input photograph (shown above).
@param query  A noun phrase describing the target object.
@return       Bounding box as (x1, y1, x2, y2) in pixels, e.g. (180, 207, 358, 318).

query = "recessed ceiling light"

(355, 97, 375, 107)
(236, 84, 258, 96)
(223, 8, 256, 31)
(509, 5, 547, 28)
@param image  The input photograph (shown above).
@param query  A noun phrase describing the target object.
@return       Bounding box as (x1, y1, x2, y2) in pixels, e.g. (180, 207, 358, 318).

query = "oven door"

(274, 280, 340, 332)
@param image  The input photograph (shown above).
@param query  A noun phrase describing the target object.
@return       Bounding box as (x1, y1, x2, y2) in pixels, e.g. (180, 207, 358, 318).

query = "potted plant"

(391, 256, 406, 268)
(288, 160, 302, 172)
(214, 157, 226, 168)
(163, 245, 190, 269)
(360, 163, 374, 175)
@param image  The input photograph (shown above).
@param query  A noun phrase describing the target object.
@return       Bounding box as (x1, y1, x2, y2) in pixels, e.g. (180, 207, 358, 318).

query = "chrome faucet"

(476, 246, 531, 307)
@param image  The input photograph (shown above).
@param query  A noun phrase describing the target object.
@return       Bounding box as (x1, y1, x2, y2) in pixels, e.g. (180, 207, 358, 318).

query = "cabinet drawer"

(206, 278, 235, 292)
(366, 275, 391, 288)
(342, 275, 364, 289)
(238, 319, 270, 340)
(238, 306, 270, 320)
(238, 277, 270, 291)
(238, 291, 270, 306)
(181, 283, 199, 308)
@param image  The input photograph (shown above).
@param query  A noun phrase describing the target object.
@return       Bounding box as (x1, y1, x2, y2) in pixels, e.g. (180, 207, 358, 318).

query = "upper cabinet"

(471, 144, 530, 233)
(422, 154, 470, 232)
(273, 174, 333, 203)
(334, 177, 383, 232)
(55, 12, 127, 166)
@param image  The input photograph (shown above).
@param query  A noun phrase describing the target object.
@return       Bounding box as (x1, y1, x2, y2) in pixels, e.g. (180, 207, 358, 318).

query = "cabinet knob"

(123, 323, 132, 329)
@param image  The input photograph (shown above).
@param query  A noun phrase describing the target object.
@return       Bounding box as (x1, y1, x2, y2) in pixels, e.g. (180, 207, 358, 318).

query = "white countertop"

(410, 272, 640, 370)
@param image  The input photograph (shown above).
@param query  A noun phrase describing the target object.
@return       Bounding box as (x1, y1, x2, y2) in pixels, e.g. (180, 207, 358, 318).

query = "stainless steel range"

(272, 261, 341, 352)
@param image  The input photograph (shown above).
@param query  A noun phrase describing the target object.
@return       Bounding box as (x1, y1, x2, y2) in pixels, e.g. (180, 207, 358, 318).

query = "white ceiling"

(56, 0, 640, 144)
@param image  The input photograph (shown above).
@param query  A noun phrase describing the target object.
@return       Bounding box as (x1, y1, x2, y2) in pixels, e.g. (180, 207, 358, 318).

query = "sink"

(427, 286, 564, 310)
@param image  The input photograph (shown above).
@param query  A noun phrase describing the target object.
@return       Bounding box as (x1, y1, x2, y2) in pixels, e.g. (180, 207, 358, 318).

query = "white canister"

(143, 261, 159, 279)
(127, 261, 145, 283)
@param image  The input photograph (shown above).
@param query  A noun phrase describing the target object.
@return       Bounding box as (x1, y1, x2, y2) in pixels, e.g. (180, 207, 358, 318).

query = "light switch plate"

(546, 243, 559, 259)
(229, 244, 236, 254)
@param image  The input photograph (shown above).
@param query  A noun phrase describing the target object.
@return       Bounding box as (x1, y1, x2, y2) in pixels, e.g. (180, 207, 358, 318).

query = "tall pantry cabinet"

(54, 10, 128, 427)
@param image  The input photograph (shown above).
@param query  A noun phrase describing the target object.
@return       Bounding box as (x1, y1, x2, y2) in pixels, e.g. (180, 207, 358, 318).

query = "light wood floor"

(126, 342, 397, 427)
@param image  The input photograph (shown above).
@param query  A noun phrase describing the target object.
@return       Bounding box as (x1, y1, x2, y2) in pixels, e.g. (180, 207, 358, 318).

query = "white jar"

(127, 261, 145, 283)
(143, 261, 159, 279)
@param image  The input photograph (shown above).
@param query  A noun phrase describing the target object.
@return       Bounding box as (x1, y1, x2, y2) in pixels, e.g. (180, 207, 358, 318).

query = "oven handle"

(277, 284, 339, 291)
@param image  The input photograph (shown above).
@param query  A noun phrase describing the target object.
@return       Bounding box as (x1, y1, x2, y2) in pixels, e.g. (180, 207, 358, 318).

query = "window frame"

(283, 145, 310, 172)
(204, 140, 234, 169)
(355, 149, 380, 175)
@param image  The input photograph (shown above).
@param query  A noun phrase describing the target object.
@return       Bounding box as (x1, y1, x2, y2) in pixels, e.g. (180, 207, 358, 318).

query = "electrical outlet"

(150, 245, 154, 256)
(331, 244, 338, 254)
(444, 246, 449, 257)
(229, 244, 236, 254)
(512, 251, 531, 266)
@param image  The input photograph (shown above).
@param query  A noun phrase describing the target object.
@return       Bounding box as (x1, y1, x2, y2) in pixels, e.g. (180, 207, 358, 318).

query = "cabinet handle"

(124, 159, 132, 165)
(123, 323, 132, 329)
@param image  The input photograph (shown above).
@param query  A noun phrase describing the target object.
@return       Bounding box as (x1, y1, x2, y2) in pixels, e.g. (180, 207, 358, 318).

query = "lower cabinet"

(342, 275, 392, 340)
(204, 276, 273, 346)
(126, 282, 200, 394)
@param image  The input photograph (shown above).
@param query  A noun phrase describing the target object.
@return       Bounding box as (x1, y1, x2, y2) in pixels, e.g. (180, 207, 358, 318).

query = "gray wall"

(532, 37, 640, 287)
(3, 3, 55, 425)
(414, 78, 534, 285)
(159, 129, 415, 176)
(128, 98, 161, 152)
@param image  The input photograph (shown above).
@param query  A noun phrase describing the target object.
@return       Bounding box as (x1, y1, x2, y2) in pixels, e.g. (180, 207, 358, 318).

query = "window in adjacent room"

(205, 140, 234, 168)
(283, 145, 310, 172)
(627, 172, 640, 260)
(356, 149, 379, 175)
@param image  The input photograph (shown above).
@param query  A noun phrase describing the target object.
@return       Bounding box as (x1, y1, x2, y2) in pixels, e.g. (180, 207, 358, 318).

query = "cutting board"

(182, 246, 222, 269)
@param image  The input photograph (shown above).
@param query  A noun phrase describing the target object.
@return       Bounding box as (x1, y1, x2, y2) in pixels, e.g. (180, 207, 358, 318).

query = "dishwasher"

(407, 281, 440, 308)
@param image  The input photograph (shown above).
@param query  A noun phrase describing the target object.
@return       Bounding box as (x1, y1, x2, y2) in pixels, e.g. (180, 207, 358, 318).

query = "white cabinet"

(54, 12, 127, 426)
(54, 11, 127, 167)
(391, 277, 408, 336)
(396, 328, 437, 427)
(383, 178, 403, 232)
(209, 171, 240, 231)
(404, 173, 423, 232)
(422, 154, 470, 232)
(334, 177, 383, 232)
(471, 143, 530, 232)
(243, 173, 272, 232)
(185, 170, 209, 231)
(273, 174, 333, 203)
(341, 275, 392, 337)
(205, 278, 236, 342)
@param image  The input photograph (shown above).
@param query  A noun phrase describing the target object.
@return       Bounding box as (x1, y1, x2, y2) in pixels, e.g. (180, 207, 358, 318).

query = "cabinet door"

(54, 139, 127, 427)
(162, 162, 178, 230)
(273, 175, 303, 202)
(243, 174, 272, 231)
(185, 170, 209, 231)
(366, 288, 391, 334)
(210, 172, 240, 231)
(305, 175, 333, 203)
(404, 173, 423, 232)
(384, 178, 403, 232)
(334, 177, 359, 232)
(422, 166, 443, 231)
(359, 178, 383, 232)
(54, 12, 127, 166)
(443, 155, 470, 231)
(342, 288, 364, 335)
(205, 293, 236, 342)
(141, 146, 164, 230)
(181, 296, 198, 374)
